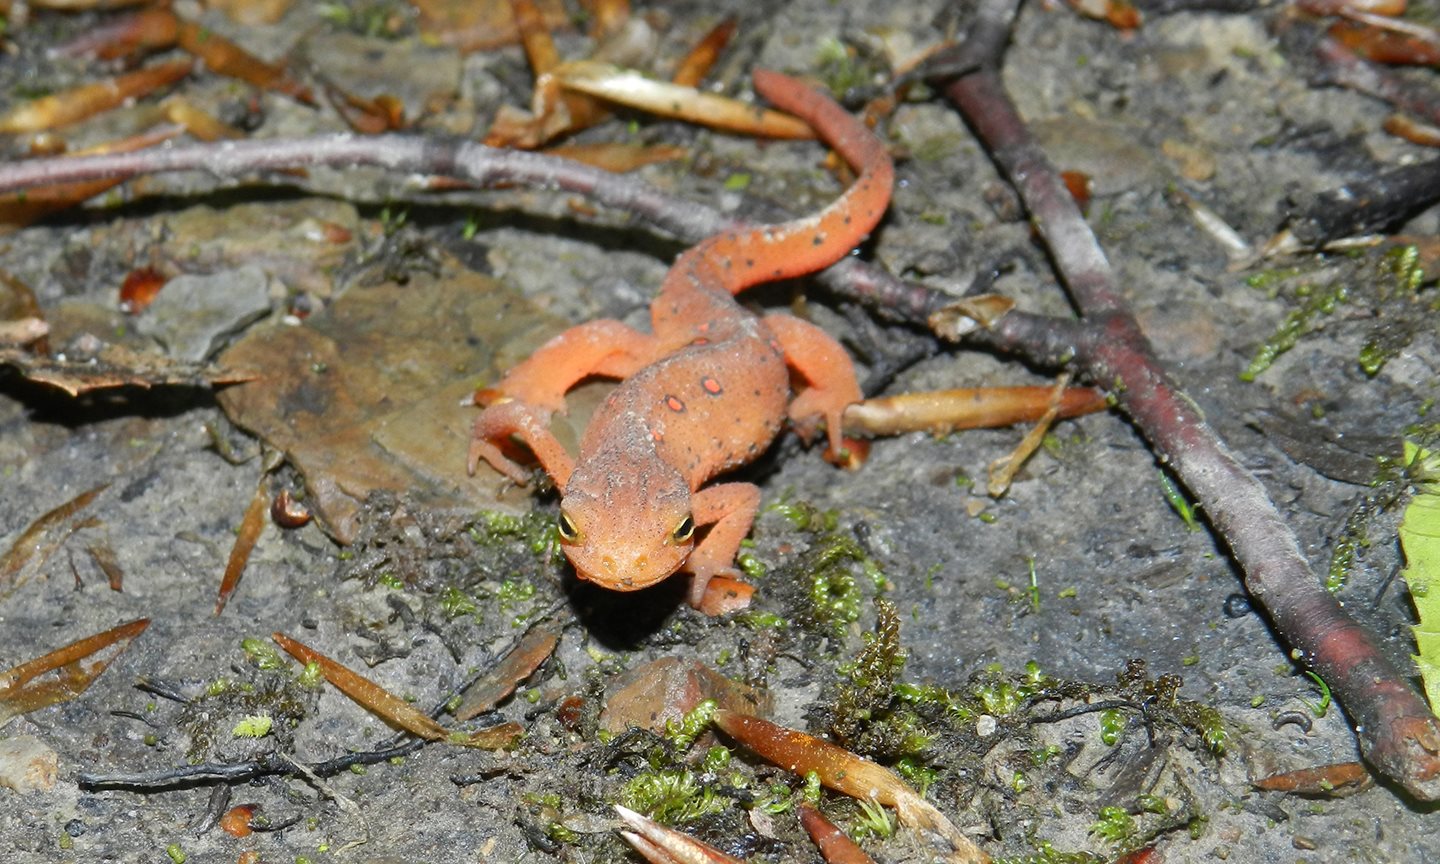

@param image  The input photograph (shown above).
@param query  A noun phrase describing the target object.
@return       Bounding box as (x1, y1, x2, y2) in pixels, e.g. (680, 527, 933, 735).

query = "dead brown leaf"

(176, 20, 314, 105)
(215, 480, 269, 615)
(454, 622, 561, 720)
(1254, 761, 1373, 796)
(553, 61, 815, 139)
(1, 483, 109, 599)
(614, 804, 746, 864)
(0, 59, 192, 134)
(843, 386, 1106, 438)
(410, 0, 569, 52)
(0, 335, 254, 397)
(670, 17, 736, 88)
(271, 632, 523, 750)
(0, 618, 150, 728)
(215, 259, 562, 543)
(798, 804, 876, 864)
(600, 658, 770, 736)
(272, 631, 450, 740)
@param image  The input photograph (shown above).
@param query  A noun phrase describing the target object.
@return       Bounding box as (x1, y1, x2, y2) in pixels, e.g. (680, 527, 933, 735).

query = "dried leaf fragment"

(798, 804, 876, 864)
(271, 632, 449, 741)
(1328, 20, 1440, 66)
(271, 632, 521, 750)
(215, 480, 269, 615)
(0, 335, 254, 397)
(614, 805, 746, 864)
(51, 6, 180, 61)
(927, 294, 1016, 341)
(0, 59, 193, 134)
(1254, 761, 1373, 796)
(0, 618, 150, 728)
(454, 622, 561, 720)
(554, 61, 815, 139)
(843, 386, 1105, 438)
(1, 482, 109, 598)
(713, 710, 990, 863)
(176, 20, 314, 104)
(670, 17, 737, 89)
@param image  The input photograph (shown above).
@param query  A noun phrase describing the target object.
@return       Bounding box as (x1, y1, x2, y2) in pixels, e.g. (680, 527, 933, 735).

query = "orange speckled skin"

(469, 69, 894, 614)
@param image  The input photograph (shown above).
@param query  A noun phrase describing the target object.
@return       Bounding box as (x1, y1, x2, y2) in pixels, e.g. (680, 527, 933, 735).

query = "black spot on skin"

(812, 234, 825, 246)
(745, 259, 755, 268)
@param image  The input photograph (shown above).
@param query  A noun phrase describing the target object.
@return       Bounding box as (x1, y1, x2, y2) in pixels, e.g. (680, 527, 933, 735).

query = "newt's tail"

(694, 69, 894, 296)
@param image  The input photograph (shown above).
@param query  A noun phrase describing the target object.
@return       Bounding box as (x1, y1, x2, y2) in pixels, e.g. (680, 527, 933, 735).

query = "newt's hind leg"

(762, 313, 867, 467)
(486, 319, 660, 414)
(685, 482, 761, 615)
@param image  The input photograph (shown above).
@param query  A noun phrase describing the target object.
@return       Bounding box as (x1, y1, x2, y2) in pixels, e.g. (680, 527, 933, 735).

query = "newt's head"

(557, 449, 694, 592)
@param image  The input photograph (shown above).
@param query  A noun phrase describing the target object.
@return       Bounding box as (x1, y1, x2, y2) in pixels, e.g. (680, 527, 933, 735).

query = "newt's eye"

(670, 514, 695, 544)
(557, 511, 580, 543)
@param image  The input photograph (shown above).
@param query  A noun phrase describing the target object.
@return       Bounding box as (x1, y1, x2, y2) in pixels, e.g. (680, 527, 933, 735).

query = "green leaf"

(1402, 441, 1440, 715)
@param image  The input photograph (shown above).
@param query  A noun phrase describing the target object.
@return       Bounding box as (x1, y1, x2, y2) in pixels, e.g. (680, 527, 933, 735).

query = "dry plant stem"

(938, 0, 1440, 799)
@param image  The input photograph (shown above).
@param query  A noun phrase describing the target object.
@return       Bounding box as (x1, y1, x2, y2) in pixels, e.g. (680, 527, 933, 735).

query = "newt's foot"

(467, 436, 532, 485)
(469, 397, 554, 485)
(694, 574, 754, 616)
(822, 436, 870, 470)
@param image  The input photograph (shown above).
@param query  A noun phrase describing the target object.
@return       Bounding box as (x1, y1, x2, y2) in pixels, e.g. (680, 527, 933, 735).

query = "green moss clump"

(801, 533, 883, 637)
(664, 699, 717, 751)
(1240, 282, 1348, 381)
(831, 600, 932, 758)
(620, 769, 726, 825)
(1089, 806, 1137, 847)
(1242, 244, 1435, 382)
(472, 510, 561, 559)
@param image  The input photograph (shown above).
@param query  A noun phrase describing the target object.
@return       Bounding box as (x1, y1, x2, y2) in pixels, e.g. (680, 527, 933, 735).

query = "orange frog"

(468, 69, 894, 615)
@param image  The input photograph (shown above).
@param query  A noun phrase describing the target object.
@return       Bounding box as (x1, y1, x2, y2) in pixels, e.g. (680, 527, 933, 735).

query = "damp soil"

(1, 1, 1438, 862)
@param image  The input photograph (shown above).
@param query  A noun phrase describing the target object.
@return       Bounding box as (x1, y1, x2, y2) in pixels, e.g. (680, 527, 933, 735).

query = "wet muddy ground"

(1, 0, 1437, 861)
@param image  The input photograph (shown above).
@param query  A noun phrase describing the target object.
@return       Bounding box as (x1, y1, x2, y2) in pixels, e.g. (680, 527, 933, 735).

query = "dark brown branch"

(1282, 154, 1440, 246)
(932, 0, 1440, 800)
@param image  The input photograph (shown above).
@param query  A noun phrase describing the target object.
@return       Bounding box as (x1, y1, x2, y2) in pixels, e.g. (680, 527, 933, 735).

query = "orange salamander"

(468, 69, 894, 615)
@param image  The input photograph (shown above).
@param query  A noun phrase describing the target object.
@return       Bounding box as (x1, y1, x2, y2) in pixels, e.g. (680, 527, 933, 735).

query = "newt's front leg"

(469, 319, 659, 485)
(468, 398, 576, 487)
(486, 319, 661, 414)
(685, 482, 761, 614)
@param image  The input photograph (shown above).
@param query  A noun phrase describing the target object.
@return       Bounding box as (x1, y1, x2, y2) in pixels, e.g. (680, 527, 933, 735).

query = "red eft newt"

(468, 69, 894, 615)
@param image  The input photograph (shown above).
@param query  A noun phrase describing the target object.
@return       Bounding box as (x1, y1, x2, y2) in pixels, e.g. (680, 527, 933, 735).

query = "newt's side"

(469, 69, 894, 615)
